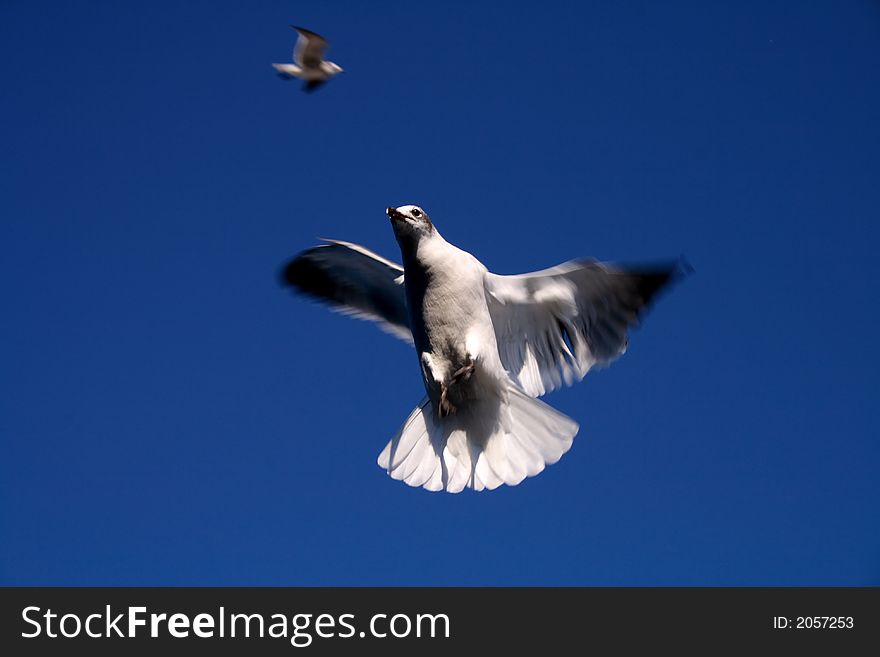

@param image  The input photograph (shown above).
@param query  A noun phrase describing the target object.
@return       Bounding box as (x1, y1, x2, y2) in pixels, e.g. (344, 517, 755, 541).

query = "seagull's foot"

(439, 384, 457, 418)
(438, 356, 475, 418)
(450, 355, 476, 385)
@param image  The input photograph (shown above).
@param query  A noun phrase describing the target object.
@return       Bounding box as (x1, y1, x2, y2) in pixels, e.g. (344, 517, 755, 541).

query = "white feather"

(377, 383, 578, 493)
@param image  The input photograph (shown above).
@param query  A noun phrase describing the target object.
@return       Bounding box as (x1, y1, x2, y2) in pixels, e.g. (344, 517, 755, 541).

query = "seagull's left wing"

(281, 240, 412, 343)
(292, 26, 328, 68)
(484, 259, 686, 397)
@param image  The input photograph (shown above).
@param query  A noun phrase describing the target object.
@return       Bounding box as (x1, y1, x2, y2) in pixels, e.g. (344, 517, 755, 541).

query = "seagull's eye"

(411, 209, 422, 219)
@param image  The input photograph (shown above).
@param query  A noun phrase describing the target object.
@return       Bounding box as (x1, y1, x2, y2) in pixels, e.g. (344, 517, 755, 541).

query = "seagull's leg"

(439, 384, 456, 418)
(423, 351, 457, 418)
(438, 355, 475, 418)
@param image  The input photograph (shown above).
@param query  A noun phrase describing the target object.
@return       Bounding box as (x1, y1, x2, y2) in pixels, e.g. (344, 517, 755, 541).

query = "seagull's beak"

(386, 207, 406, 223)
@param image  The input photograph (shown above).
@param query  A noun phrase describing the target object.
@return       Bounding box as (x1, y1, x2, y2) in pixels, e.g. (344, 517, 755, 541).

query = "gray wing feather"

(281, 239, 411, 343)
(292, 26, 328, 68)
(485, 259, 686, 397)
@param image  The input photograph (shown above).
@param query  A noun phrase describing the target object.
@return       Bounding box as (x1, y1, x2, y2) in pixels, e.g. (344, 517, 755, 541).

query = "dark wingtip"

(278, 254, 309, 293)
(279, 257, 297, 289)
(622, 257, 692, 315)
(279, 249, 315, 290)
(278, 247, 342, 306)
(290, 25, 324, 40)
(634, 269, 676, 305)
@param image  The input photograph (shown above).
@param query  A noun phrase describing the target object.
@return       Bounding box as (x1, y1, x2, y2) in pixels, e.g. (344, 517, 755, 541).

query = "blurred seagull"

(281, 206, 688, 493)
(272, 26, 343, 92)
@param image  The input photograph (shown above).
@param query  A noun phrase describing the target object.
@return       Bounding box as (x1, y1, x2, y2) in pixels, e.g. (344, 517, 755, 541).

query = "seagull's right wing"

(292, 26, 328, 68)
(484, 259, 687, 397)
(280, 240, 412, 343)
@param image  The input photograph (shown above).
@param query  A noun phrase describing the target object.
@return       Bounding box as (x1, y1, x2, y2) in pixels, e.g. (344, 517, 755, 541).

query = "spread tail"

(377, 383, 578, 493)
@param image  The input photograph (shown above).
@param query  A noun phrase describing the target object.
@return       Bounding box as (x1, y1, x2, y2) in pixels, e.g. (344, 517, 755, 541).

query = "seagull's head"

(386, 205, 435, 245)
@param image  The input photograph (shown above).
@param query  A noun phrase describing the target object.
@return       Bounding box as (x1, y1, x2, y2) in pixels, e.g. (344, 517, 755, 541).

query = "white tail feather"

(377, 384, 579, 493)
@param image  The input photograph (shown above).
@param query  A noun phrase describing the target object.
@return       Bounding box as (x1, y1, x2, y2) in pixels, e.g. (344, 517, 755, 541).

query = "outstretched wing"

(292, 26, 328, 68)
(272, 63, 300, 79)
(280, 239, 411, 343)
(484, 259, 687, 397)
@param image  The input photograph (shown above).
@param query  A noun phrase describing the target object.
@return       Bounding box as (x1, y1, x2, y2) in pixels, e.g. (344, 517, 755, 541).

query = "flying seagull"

(281, 206, 687, 493)
(272, 26, 343, 92)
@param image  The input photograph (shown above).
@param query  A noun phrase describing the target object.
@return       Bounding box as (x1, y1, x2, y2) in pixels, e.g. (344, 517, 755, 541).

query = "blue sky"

(1, 0, 878, 585)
